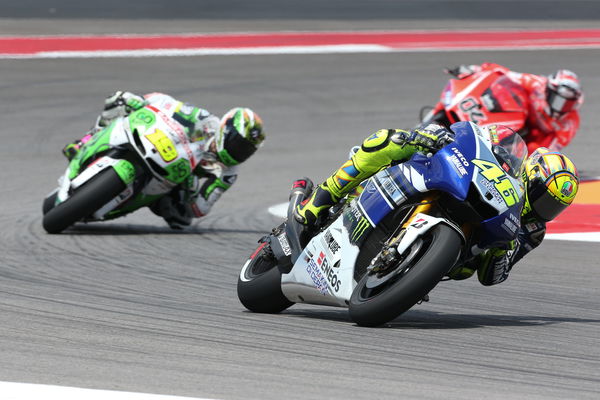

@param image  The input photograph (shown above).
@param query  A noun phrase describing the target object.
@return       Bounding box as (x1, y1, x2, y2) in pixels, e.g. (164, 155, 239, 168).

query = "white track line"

(545, 232, 600, 242)
(0, 44, 387, 59)
(1, 382, 215, 400)
(4, 43, 600, 59)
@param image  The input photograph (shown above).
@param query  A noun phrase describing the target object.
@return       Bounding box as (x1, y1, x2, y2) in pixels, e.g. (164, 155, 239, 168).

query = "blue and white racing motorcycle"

(238, 121, 528, 327)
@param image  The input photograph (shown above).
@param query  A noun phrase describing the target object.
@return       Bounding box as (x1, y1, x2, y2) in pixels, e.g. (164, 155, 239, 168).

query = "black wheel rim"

(244, 246, 277, 280)
(357, 233, 433, 301)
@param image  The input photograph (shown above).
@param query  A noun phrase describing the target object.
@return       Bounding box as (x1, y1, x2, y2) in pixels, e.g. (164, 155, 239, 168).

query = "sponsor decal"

(345, 203, 373, 244)
(323, 230, 340, 255)
(377, 173, 406, 205)
(479, 176, 504, 204)
(448, 155, 468, 176)
(410, 218, 428, 229)
(451, 147, 470, 167)
(306, 258, 329, 295)
(367, 131, 380, 140)
(293, 179, 307, 189)
(351, 216, 370, 242)
(366, 181, 377, 193)
(525, 222, 539, 232)
(316, 251, 342, 292)
(561, 181, 574, 197)
(502, 216, 518, 234)
(488, 125, 499, 143)
(277, 233, 292, 256)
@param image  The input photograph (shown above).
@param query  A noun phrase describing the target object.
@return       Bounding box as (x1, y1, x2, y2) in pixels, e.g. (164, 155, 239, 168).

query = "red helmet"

(546, 69, 583, 117)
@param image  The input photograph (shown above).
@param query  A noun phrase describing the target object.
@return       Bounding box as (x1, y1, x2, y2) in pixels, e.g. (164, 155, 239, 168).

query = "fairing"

(356, 121, 525, 250)
(437, 70, 528, 133)
(56, 105, 203, 220)
(280, 121, 527, 307)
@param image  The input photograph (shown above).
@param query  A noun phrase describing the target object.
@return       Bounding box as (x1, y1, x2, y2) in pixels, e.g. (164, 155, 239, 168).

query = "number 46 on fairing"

(472, 159, 519, 206)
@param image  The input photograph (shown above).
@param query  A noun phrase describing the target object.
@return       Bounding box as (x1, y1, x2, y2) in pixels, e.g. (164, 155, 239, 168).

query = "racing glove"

(98, 91, 147, 127)
(403, 124, 454, 152)
(445, 64, 480, 79)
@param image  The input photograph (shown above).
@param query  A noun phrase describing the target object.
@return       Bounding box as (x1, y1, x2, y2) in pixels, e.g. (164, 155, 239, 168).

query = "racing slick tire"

(237, 243, 294, 314)
(349, 224, 462, 327)
(42, 168, 126, 234)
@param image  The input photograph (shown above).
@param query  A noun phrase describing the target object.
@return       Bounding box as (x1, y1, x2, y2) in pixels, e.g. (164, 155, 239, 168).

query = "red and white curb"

(1, 381, 214, 400)
(2, 29, 600, 58)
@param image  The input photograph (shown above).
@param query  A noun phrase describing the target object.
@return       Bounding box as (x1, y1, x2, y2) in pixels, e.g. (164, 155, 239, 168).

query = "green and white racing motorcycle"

(42, 105, 201, 233)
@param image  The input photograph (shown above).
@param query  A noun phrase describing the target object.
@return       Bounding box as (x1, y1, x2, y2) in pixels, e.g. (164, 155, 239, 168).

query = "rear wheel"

(237, 242, 294, 313)
(42, 168, 126, 234)
(349, 224, 462, 327)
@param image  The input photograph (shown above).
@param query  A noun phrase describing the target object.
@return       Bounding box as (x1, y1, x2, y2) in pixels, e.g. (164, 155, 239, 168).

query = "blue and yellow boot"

(294, 183, 339, 228)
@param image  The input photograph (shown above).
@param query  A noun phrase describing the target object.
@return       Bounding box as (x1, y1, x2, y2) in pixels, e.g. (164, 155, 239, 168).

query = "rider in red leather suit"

(452, 63, 583, 153)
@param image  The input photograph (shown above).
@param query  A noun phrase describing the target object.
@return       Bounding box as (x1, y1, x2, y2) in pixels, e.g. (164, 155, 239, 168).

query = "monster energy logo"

(351, 216, 371, 242)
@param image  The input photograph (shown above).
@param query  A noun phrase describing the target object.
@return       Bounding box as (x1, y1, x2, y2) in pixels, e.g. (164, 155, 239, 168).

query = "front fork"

(368, 194, 466, 274)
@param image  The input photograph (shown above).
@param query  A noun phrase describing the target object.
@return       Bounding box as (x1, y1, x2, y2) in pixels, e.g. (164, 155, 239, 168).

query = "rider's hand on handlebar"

(410, 124, 454, 152)
(99, 91, 147, 126)
(444, 64, 478, 80)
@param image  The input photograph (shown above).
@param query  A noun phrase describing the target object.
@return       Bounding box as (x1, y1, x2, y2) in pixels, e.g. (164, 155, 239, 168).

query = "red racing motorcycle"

(420, 68, 530, 139)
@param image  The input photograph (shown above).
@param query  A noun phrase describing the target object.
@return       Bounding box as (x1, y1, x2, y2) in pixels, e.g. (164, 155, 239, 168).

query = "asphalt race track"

(1, 1, 599, 399)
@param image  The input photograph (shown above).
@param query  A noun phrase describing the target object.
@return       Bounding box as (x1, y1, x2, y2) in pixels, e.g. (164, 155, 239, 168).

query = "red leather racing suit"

(471, 63, 580, 153)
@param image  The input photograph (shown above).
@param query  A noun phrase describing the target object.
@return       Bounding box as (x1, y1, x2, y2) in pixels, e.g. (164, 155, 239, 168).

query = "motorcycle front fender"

(70, 157, 135, 190)
(396, 213, 465, 257)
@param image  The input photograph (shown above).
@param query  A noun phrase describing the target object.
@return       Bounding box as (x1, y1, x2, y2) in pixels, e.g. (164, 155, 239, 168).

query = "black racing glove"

(444, 65, 477, 79)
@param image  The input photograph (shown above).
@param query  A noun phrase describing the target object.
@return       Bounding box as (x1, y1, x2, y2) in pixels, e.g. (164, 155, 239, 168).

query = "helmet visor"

(218, 131, 257, 166)
(528, 178, 569, 221)
(547, 88, 579, 115)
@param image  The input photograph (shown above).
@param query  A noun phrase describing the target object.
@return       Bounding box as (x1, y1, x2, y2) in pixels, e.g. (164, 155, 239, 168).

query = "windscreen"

(491, 129, 528, 179)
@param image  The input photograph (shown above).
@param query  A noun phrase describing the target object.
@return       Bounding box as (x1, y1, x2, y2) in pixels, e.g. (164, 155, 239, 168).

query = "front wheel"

(237, 242, 294, 314)
(349, 224, 462, 327)
(42, 190, 58, 215)
(42, 168, 126, 234)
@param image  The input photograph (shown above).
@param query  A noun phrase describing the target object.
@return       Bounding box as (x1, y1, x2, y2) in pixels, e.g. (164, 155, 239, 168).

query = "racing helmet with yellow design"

(524, 147, 579, 221)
